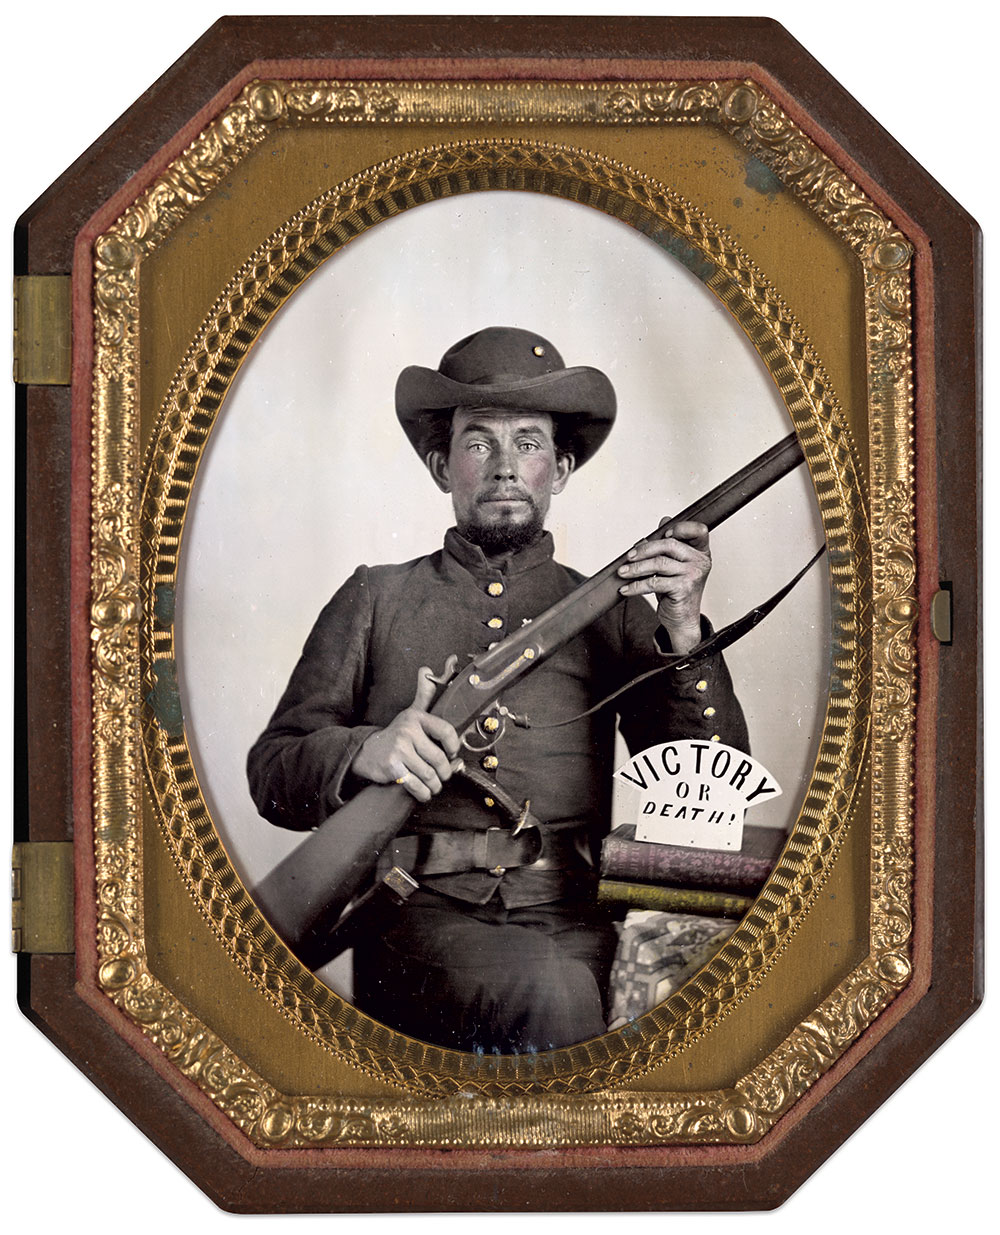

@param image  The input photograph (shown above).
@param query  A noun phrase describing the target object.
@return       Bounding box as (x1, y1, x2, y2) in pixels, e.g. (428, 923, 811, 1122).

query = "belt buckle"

(485, 825, 506, 877)
(504, 822, 542, 870)
(472, 826, 501, 872)
(479, 824, 543, 874)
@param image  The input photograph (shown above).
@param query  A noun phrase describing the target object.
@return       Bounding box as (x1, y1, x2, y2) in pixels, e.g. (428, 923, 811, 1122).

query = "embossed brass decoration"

(87, 77, 915, 1146)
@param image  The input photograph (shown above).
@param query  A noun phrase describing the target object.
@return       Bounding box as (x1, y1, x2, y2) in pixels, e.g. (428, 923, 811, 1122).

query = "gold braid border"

(90, 79, 915, 1145)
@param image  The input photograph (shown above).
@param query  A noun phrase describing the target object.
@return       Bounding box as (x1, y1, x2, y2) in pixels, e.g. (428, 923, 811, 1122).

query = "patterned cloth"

(607, 910, 737, 1028)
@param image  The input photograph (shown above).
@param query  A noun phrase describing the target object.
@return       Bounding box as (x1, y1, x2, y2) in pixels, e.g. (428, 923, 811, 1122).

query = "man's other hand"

(617, 519, 711, 655)
(351, 666, 463, 802)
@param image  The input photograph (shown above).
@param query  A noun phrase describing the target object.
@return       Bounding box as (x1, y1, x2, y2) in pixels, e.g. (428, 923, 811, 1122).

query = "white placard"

(614, 740, 782, 851)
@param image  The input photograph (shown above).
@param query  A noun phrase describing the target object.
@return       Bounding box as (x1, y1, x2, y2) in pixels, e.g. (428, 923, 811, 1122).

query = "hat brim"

(395, 364, 616, 468)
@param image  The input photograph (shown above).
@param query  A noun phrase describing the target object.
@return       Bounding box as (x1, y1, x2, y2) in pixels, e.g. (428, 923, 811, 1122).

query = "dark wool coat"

(248, 528, 749, 908)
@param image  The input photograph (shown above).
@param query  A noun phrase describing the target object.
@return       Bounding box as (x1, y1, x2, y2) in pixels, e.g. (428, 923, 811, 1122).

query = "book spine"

(600, 837, 773, 893)
(597, 879, 752, 918)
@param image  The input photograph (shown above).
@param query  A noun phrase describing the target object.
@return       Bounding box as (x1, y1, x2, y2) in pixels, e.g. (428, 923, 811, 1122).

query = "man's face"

(428, 408, 574, 554)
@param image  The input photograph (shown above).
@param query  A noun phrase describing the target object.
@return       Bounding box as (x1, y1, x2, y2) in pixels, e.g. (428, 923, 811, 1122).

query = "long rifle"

(253, 432, 807, 959)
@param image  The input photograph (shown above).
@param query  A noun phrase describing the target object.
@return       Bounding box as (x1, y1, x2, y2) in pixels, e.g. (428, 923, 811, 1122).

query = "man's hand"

(351, 666, 463, 803)
(617, 519, 711, 655)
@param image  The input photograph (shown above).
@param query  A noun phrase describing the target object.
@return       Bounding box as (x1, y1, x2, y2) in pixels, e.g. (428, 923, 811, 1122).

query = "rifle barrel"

(674, 432, 805, 529)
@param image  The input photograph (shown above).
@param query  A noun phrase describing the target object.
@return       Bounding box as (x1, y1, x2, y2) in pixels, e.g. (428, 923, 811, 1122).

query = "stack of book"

(597, 822, 786, 920)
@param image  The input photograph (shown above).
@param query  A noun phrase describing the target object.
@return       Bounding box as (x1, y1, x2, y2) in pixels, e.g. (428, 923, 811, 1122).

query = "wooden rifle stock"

(253, 431, 806, 961)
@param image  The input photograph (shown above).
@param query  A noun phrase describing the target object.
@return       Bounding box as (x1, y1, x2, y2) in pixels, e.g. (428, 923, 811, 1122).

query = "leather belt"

(381, 827, 590, 878)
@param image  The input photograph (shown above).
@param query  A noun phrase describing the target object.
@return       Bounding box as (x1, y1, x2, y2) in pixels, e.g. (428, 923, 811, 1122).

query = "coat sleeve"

(246, 566, 382, 830)
(614, 596, 750, 757)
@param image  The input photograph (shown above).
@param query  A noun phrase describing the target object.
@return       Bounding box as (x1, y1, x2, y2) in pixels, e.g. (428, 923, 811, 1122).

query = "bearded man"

(247, 326, 747, 1053)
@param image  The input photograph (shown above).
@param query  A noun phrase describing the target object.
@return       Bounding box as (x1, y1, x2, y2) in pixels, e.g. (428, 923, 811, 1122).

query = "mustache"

(477, 487, 534, 504)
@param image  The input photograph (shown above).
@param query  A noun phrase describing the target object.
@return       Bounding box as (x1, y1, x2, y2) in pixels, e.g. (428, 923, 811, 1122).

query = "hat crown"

(395, 326, 616, 468)
(439, 327, 565, 388)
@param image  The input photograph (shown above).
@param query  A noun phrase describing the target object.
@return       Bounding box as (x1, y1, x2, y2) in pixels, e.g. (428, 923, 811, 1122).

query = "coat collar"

(443, 526, 555, 578)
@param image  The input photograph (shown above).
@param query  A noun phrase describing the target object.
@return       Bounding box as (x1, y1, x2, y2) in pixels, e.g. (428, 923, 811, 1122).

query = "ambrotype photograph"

(174, 190, 828, 1053)
(14, 9, 982, 1212)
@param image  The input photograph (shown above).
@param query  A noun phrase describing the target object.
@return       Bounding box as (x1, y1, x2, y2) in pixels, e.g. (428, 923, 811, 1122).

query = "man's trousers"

(353, 889, 618, 1053)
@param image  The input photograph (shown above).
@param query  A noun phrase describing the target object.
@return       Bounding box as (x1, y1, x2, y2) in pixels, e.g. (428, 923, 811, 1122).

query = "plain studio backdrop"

(175, 189, 829, 992)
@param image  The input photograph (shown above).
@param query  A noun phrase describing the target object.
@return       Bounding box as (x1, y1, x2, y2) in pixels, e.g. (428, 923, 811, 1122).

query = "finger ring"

(395, 774, 409, 784)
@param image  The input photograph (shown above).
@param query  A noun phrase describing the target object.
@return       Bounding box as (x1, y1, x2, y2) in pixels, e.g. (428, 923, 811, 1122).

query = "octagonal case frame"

(13, 14, 982, 1220)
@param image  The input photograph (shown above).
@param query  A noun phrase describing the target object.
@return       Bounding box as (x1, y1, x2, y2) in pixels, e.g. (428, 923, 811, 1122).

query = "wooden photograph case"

(13, 15, 982, 1213)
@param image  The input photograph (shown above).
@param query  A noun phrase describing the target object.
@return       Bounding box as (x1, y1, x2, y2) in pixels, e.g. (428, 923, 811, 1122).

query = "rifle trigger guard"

(460, 714, 507, 753)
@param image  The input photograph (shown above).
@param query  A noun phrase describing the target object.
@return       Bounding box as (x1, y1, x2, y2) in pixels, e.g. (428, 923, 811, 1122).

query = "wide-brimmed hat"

(395, 327, 616, 467)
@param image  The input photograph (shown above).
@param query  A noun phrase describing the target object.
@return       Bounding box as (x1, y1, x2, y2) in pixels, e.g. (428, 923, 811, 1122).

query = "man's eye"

(518, 441, 541, 451)
(467, 442, 489, 452)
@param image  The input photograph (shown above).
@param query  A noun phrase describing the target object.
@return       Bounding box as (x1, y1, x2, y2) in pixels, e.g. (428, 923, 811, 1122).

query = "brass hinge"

(12, 275, 72, 385)
(11, 842, 74, 953)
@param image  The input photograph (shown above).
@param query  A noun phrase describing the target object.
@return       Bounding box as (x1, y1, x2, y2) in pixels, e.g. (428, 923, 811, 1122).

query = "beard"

(458, 497, 546, 557)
